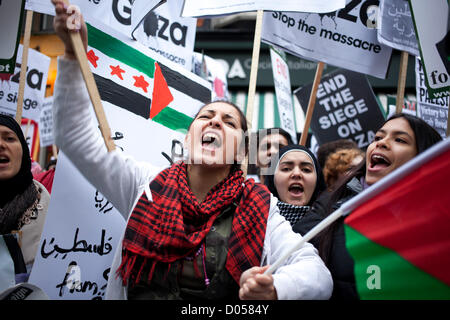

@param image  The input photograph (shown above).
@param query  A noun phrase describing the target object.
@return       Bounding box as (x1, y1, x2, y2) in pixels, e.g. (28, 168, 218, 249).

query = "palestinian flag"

(343, 138, 450, 299)
(85, 23, 211, 132)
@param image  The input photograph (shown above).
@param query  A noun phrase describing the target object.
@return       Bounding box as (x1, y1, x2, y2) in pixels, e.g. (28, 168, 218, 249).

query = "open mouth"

(288, 183, 304, 196)
(0, 156, 10, 164)
(201, 132, 222, 150)
(369, 153, 391, 170)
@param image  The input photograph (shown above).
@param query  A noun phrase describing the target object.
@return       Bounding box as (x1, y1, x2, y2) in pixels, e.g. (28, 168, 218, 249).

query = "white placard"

(261, 1, 393, 79)
(39, 96, 54, 147)
(270, 47, 297, 143)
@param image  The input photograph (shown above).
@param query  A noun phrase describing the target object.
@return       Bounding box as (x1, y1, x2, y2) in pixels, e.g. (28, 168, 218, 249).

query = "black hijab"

(0, 114, 33, 207)
(264, 144, 326, 206)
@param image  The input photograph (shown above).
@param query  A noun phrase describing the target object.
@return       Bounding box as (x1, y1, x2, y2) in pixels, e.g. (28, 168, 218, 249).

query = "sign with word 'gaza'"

(294, 69, 384, 148)
(0, 45, 50, 122)
(262, 0, 393, 79)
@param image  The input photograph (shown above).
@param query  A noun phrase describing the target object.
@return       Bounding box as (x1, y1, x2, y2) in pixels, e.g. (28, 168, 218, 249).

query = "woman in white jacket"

(51, 0, 332, 300)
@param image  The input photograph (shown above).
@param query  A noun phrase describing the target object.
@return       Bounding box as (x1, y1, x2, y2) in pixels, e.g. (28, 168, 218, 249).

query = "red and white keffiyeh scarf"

(117, 162, 271, 286)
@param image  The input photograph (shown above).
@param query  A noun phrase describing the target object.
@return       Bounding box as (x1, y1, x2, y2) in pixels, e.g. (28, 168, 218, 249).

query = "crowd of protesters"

(0, 0, 445, 301)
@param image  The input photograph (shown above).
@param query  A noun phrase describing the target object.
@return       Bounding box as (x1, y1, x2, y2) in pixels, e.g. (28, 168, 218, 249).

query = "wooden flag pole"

(299, 61, 325, 146)
(242, 10, 264, 177)
(62, 0, 115, 152)
(395, 51, 409, 114)
(15, 10, 33, 125)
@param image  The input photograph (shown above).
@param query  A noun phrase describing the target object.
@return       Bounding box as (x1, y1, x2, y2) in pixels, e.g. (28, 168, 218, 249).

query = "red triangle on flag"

(150, 62, 174, 119)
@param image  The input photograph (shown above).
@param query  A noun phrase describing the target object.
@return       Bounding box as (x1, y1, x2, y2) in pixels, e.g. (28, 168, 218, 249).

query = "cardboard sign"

(416, 57, 449, 139)
(261, 1, 393, 79)
(39, 96, 54, 148)
(377, 0, 419, 56)
(270, 47, 297, 143)
(294, 69, 385, 148)
(181, 0, 346, 17)
(409, 0, 450, 99)
(0, 45, 50, 122)
(26, 0, 196, 71)
(0, 0, 25, 75)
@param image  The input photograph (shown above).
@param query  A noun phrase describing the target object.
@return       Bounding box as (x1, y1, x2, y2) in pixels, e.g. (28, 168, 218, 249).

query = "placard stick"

(15, 10, 33, 125)
(395, 51, 409, 114)
(24, 118, 32, 138)
(61, 0, 115, 152)
(52, 144, 58, 159)
(242, 10, 264, 177)
(299, 61, 325, 146)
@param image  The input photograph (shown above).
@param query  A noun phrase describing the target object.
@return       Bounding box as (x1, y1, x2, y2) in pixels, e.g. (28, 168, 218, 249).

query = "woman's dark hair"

(188, 101, 249, 172)
(316, 113, 442, 266)
(0, 114, 33, 207)
(264, 144, 326, 206)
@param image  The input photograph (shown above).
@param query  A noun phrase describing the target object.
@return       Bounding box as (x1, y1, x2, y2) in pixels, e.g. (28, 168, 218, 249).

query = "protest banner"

(416, 57, 449, 139)
(261, 1, 393, 79)
(26, 0, 195, 71)
(0, 0, 25, 76)
(15, 9, 34, 124)
(28, 20, 212, 300)
(270, 47, 297, 143)
(181, 0, 346, 17)
(0, 45, 50, 122)
(39, 96, 54, 148)
(294, 69, 385, 149)
(377, 0, 419, 56)
(409, 0, 450, 100)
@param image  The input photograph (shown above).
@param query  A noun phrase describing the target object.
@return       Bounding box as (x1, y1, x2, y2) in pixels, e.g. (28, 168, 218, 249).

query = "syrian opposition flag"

(343, 138, 450, 299)
(85, 22, 211, 132)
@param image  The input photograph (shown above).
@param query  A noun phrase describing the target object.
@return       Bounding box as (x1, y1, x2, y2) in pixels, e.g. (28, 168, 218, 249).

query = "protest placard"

(0, 45, 50, 122)
(409, 0, 449, 99)
(377, 0, 419, 56)
(270, 47, 297, 143)
(39, 96, 54, 148)
(294, 69, 385, 148)
(0, 0, 25, 75)
(261, 1, 393, 79)
(416, 57, 449, 139)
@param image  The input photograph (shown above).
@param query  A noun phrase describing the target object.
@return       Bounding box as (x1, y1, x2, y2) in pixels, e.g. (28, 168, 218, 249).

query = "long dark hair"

(317, 113, 442, 265)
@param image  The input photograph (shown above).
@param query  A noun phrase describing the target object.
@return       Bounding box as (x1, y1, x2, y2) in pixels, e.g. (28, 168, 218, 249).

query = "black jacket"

(293, 177, 363, 300)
